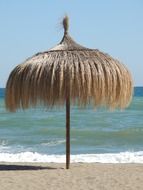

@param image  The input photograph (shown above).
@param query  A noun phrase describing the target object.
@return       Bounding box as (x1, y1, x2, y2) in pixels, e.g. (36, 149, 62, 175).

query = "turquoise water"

(0, 87, 143, 163)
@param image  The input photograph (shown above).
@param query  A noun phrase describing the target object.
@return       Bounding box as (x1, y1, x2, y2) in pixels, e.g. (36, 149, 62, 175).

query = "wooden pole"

(66, 95, 70, 169)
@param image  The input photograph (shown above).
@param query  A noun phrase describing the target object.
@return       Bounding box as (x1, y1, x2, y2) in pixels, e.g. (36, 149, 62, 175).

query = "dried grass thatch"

(5, 16, 133, 112)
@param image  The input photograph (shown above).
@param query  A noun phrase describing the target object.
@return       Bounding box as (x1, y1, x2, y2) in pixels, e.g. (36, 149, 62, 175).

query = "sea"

(0, 87, 143, 163)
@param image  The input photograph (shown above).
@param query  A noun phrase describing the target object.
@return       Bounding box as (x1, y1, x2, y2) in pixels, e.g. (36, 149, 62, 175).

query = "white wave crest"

(41, 140, 66, 147)
(0, 151, 143, 163)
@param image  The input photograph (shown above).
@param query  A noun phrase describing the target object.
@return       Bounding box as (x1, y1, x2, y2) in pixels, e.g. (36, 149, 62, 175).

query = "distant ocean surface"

(0, 87, 143, 163)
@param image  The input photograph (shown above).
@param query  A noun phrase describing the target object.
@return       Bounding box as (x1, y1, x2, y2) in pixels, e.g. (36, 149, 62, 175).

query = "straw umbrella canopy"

(5, 16, 133, 169)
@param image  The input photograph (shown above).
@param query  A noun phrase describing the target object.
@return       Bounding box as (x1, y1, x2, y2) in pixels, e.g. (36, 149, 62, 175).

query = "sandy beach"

(0, 163, 142, 190)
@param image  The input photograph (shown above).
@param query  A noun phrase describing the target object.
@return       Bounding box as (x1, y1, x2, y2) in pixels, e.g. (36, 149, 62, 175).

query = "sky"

(0, 0, 143, 87)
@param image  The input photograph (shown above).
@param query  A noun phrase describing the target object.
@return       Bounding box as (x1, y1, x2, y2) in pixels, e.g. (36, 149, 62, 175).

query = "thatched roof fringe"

(6, 50, 133, 111)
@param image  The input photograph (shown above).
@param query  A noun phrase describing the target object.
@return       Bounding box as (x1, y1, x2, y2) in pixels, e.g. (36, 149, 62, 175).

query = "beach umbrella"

(5, 16, 133, 169)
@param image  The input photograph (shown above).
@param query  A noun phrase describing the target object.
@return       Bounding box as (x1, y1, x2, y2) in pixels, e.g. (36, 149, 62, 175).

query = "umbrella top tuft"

(49, 16, 90, 51)
(63, 15, 69, 34)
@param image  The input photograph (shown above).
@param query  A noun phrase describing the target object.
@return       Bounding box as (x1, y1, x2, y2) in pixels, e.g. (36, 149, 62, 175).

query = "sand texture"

(0, 163, 143, 190)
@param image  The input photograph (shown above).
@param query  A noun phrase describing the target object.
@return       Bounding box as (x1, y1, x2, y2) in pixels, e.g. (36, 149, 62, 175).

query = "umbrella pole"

(66, 95, 70, 169)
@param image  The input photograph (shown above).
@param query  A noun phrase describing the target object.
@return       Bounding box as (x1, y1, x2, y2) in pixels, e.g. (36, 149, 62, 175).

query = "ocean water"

(0, 87, 143, 163)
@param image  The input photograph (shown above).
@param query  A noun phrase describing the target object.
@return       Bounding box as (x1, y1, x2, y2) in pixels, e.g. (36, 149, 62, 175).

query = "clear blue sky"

(0, 0, 143, 87)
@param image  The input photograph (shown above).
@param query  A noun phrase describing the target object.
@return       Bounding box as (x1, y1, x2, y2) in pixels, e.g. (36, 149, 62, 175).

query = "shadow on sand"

(0, 164, 63, 171)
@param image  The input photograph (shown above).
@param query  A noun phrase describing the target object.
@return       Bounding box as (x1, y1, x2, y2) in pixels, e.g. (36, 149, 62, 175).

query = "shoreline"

(0, 151, 143, 163)
(0, 163, 143, 190)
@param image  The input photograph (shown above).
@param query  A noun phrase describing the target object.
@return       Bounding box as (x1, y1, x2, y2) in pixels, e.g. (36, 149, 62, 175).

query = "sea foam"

(0, 151, 143, 163)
